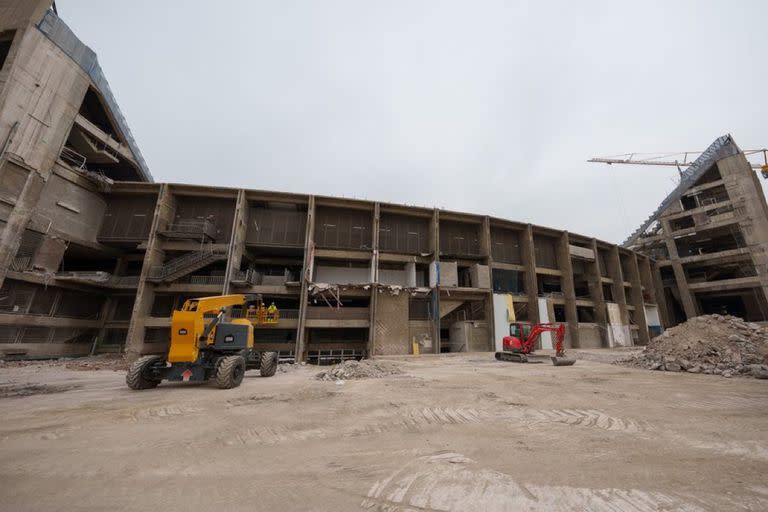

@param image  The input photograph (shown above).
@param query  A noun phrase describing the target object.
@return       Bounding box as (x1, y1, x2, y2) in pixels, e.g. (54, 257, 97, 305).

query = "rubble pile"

(620, 315, 768, 378)
(0, 354, 127, 372)
(315, 359, 403, 381)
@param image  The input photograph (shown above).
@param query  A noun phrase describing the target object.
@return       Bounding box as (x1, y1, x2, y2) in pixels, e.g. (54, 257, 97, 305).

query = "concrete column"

(522, 225, 539, 324)
(650, 261, 673, 328)
(430, 209, 440, 354)
(641, 256, 670, 328)
(125, 184, 177, 359)
(0, 162, 46, 287)
(557, 232, 580, 348)
(608, 245, 630, 327)
(295, 196, 316, 362)
(660, 218, 698, 319)
(368, 202, 380, 357)
(481, 217, 495, 350)
(480, 216, 492, 265)
(589, 239, 608, 346)
(628, 253, 650, 345)
(222, 189, 247, 295)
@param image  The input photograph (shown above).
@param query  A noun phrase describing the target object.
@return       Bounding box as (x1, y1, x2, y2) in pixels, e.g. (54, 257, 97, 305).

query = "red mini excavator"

(495, 322, 576, 366)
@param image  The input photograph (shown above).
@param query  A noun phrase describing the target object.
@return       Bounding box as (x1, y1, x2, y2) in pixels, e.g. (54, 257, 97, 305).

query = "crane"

(588, 149, 768, 178)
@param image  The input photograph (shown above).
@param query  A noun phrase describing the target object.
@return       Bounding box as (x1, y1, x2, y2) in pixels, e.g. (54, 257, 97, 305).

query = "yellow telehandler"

(126, 294, 279, 390)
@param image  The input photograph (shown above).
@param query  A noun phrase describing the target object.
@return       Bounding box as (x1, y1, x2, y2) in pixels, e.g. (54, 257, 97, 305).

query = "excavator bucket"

(550, 355, 576, 366)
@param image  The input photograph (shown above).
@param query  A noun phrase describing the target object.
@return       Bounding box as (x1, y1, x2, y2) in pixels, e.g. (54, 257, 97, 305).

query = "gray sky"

(61, 0, 768, 244)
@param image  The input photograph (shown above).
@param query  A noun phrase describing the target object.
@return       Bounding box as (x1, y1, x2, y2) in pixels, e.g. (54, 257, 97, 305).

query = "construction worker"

(267, 302, 277, 322)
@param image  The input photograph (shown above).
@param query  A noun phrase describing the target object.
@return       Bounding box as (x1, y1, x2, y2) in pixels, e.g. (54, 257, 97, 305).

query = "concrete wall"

(314, 264, 371, 285)
(372, 292, 409, 355)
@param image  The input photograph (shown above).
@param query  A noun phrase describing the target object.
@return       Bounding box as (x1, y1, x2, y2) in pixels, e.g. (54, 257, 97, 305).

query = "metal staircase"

(146, 245, 228, 283)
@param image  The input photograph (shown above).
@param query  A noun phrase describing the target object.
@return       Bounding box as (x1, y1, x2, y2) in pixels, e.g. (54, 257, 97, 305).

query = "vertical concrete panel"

(492, 293, 513, 351)
(537, 298, 553, 349)
(373, 291, 409, 355)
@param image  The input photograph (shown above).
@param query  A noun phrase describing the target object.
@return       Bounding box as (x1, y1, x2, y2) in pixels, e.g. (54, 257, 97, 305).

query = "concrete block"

(469, 263, 490, 289)
(32, 235, 67, 273)
(405, 262, 417, 287)
(429, 261, 458, 288)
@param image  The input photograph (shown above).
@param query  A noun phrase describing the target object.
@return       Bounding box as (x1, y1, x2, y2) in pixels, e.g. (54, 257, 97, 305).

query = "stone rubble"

(619, 315, 768, 379)
(315, 359, 403, 381)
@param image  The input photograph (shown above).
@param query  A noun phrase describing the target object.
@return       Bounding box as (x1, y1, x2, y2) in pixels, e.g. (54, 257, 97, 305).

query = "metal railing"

(160, 219, 217, 241)
(148, 245, 227, 281)
(60, 146, 86, 169)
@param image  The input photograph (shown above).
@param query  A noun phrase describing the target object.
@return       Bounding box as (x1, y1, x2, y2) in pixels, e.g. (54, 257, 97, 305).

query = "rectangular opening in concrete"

(247, 201, 307, 247)
(537, 275, 562, 296)
(674, 225, 746, 257)
(379, 213, 430, 254)
(171, 196, 236, 243)
(0, 30, 16, 72)
(98, 194, 157, 247)
(314, 258, 370, 285)
(314, 206, 372, 250)
(492, 269, 525, 295)
(490, 227, 522, 264)
(439, 220, 481, 258)
(306, 328, 367, 364)
(534, 235, 559, 269)
(694, 288, 768, 321)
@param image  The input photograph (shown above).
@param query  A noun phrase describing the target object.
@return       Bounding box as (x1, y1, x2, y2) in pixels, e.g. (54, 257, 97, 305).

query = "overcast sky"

(60, 1, 767, 244)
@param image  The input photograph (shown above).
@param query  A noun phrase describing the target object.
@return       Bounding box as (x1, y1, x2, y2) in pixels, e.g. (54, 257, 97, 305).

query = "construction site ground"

(1, 352, 767, 511)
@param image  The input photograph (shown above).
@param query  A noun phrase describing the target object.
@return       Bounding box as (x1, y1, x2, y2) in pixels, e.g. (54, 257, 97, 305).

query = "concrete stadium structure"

(1, 2, 765, 362)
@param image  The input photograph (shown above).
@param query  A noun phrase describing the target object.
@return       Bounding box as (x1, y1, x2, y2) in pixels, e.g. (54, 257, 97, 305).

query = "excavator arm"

(525, 323, 567, 356)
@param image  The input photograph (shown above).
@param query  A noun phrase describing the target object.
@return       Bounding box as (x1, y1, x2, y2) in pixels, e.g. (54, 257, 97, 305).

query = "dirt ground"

(1, 352, 767, 511)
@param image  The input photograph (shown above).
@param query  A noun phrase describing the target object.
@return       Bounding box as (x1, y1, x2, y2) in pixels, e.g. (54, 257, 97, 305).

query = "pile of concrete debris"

(620, 315, 768, 378)
(0, 354, 127, 372)
(315, 359, 402, 381)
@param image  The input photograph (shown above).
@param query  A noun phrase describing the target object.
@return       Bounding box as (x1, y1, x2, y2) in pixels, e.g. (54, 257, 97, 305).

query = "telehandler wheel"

(126, 355, 163, 390)
(216, 355, 246, 389)
(259, 351, 278, 377)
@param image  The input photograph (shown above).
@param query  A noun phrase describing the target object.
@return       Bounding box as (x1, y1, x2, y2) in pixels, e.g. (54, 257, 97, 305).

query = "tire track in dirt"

(361, 452, 760, 512)
(126, 404, 203, 422)
(219, 407, 488, 446)
(524, 409, 652, 433)
(669, 393, 768, 410)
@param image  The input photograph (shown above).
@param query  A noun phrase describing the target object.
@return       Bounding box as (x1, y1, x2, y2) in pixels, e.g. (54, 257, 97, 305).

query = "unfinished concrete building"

(0, 2, 667, 360)
(626, 135, 768, 327)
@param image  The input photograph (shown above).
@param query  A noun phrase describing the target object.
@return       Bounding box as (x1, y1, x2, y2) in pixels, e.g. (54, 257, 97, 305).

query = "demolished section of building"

(626, 135, 768, 326)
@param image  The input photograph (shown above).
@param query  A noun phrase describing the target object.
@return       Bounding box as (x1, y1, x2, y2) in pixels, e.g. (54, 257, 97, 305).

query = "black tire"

(216, 355, 246, 389)
(259, 351, 278, 377)
(126, 355, 163, 390)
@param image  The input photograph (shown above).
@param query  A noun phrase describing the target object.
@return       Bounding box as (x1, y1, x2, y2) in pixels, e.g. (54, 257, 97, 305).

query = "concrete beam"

(73, 114, 138, 166)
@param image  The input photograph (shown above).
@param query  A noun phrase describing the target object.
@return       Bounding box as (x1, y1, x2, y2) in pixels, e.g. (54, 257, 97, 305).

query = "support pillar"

(295, 196, 316, 362)
(522, 224, 539, 324)
(628, 252, 650, 345)
(125, 184, 177, 359)
(223, 189, 248, 295)
(368, 202, 380, 357)
(557, 232, 580, 348)
(661, 218, 698, 319)
(589, 239, 608, 346)
(430, 209, 440, 354)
